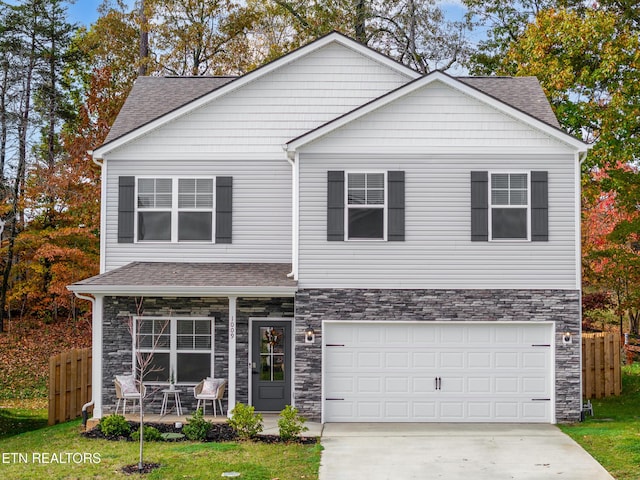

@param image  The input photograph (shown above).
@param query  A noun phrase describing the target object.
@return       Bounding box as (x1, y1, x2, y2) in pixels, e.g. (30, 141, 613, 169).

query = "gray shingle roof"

(104, 76, 236, 144)
(102, 74, 560, 147)
(70, 262, 297, 293)
(458, 76, 561, 128)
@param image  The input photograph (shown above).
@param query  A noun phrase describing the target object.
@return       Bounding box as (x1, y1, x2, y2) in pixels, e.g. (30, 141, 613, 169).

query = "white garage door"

(323, 322, 553, 423)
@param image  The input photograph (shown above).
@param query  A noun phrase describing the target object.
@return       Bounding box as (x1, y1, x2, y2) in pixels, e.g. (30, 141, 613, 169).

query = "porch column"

(227, 296, 237, 418)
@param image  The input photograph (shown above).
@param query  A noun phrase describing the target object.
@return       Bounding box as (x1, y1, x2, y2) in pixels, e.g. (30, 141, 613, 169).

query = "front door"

(251, 320, 292, 411)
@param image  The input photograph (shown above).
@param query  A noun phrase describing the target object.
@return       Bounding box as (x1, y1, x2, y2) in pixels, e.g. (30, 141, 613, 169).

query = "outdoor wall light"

(562, 332, 573, 345)
(305, 327, 315, 344)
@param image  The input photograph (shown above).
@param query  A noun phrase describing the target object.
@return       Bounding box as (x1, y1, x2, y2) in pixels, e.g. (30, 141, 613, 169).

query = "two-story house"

(69, 32, 589, 424)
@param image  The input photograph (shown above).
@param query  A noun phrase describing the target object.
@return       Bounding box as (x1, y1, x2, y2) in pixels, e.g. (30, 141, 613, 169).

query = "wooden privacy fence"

(48, 348, 92, 425)
(582, 333, 621, 399)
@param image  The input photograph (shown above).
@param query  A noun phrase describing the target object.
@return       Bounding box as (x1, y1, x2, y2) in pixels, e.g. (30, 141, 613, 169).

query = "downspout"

(73, 291, 95, 429)
(285, 147, 298, 279)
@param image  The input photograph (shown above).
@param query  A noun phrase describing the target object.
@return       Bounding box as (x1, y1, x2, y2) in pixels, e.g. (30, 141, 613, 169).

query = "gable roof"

(286, 71, 589, 154)
(93, 31, 420, 158)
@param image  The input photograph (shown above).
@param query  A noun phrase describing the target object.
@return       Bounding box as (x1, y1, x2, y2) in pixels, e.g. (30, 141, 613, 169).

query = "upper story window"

(137, 178, 214, 242)
(346, 172, 386, 240)
(490, 173, 529, 240)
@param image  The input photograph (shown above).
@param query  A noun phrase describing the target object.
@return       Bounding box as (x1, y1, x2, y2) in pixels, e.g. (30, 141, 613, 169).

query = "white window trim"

(133, 316, 215, 386)
(134, 176, 216, 243)
(488, 170, 531, 242)
(344, 170, 388, 241)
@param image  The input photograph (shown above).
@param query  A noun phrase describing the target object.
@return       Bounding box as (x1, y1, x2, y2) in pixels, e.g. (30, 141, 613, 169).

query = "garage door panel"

(412, 352, 436, 367)
(495, 377, 519, 393)
(495, 352, 519, 368)
(324, 323, 553, 423)
(385, 352, 410, 368)
(440, 402, 465, 419)
(440, 352, 464, 368)
(468, 352, 492, 368)
(467, 377, 491, 393)
(522, 351, 549, 368)
(467, 402, 492, 420)
(494, 402, 519, 420)
(522, 377, 549, 395)
(386, 377, 410, 394)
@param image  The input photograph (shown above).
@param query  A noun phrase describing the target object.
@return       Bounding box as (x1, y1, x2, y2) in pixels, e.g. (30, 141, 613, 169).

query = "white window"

(136, 177, 214, 242)
(490, 172, 529, 240)
(135, 317, 213, 384)
(346, 172, 386, 240)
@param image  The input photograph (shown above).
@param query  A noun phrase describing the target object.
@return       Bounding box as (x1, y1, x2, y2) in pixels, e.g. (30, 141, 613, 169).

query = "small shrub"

(131, 425, 162, 442)
(229, 402, 263, 440)
(183, 408, 212, 441)
(278, 405, 308, 441)
(98, 415, 131, 437)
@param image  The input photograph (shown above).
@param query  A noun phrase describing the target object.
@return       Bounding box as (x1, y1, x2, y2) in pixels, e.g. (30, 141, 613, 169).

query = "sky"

(65, 1, 468, 28)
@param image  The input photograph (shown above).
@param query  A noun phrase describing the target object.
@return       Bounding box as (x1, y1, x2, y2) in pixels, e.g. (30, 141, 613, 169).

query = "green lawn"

(0, 417, 321, 480)
(561, 364, 640, 480)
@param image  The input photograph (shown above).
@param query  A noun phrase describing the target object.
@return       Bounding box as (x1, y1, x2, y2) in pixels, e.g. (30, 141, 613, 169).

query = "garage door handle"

(435, 377, 442, 390)
(531, 398, 550, 401)
(326, 398, 344, 401)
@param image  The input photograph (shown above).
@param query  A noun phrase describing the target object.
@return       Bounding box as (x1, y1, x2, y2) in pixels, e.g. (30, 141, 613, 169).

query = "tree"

(0, 0, 43, 332)
(146, 0, 258, 75)
(264, 0, 471, 73)
(462, 0, 556, 74)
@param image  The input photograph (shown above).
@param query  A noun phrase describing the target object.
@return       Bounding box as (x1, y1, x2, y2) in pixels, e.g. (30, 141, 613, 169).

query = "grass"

(0, 418, 321, 479)
(561, 363, 640, 480)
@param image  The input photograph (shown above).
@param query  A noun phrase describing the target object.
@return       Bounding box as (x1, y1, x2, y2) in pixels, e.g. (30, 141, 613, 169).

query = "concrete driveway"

(319, 423, 614, 480)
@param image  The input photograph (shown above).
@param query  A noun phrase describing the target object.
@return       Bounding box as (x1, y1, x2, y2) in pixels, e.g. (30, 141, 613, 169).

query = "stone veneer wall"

(102, 296, 293, 416)
(294, 289, 581, 423)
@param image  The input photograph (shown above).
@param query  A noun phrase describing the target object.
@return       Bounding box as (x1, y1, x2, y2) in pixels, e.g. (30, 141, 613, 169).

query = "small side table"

(160, 388, 183, 416)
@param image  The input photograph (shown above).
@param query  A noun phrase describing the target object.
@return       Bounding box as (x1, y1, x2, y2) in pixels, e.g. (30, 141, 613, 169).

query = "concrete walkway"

(319, 423, 615, 480)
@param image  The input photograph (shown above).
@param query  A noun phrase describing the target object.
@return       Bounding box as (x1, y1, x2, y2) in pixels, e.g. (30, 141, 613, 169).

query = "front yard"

(0, 417, 321, 479)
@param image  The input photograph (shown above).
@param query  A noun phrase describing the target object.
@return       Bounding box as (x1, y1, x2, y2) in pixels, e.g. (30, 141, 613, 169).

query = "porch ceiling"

(67, 262, 297, 297)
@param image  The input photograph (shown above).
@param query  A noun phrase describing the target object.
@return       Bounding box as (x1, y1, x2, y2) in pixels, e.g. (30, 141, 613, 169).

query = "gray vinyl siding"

(297, 153, 578, 290)
(105, 159, 292, 270)
(299, 82, 573, 156)
(102, 43, 411, 271)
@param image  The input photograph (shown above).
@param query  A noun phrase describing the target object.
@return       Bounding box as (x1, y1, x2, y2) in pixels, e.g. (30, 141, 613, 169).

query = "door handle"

(434, 377, 442, 390)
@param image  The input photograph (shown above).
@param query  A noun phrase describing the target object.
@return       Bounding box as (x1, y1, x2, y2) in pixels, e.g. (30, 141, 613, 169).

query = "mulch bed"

(82, 421, 317, 444)
(121, 462, 162, 475)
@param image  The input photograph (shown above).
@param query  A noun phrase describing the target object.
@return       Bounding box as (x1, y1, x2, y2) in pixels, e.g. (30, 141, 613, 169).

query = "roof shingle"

(72, 262, 296, 289)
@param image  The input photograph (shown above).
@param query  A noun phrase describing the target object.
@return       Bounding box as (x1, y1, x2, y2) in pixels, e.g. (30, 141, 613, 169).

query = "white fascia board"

(286, 71, 591, 154)
(92, 32, 420, 160)
(67, 284, 297, 297)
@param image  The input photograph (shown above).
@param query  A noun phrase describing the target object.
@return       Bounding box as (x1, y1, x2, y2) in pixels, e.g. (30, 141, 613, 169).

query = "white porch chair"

(114, 374, 145, 415)
(194, 378, 227, 416)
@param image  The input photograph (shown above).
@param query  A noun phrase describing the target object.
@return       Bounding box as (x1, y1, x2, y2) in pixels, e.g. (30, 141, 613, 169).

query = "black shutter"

(387, 171, 405, 241)
(118, 176, 135, 243)
(216, 177, 233, 244)
(531, 171, 548, 241)
(327, 171, 345, 241)
(471, 171, 488, 241)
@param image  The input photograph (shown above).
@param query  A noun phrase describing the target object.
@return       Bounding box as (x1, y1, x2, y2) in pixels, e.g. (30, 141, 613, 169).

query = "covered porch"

(68, 262, 298, 421)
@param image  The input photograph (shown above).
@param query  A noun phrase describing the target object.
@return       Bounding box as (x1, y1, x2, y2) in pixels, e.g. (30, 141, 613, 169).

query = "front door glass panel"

(260, 326, 285, 382)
